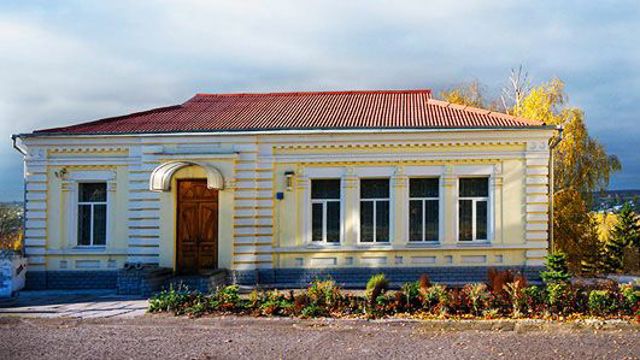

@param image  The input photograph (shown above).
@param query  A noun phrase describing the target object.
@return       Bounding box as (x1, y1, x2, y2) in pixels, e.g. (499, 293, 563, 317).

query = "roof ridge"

(191, 89, 432, 98)
(426, 98, 543, 126)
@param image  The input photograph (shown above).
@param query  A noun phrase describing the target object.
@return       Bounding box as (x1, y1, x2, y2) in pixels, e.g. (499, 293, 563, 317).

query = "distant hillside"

(593, 190, 640, 212)
(0, 201, 23, 207)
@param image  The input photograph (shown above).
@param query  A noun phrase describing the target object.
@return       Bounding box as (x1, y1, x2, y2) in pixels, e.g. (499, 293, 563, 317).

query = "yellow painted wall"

(271, 143, 532, 268)
(32, 133, 549, 272)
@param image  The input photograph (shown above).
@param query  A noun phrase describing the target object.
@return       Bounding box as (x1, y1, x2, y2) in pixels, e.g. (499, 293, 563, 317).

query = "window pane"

(311, 179, 340, 199)
(93, 204, 107, 245)
(312, 203, 323, 241)
(410, 178, 439, 198)
(459, 200, 473, 241)
(476, 200, 488, 240)
(326, 201, 340, 243)
(360, 201, 374, 242)
(360, 179, 389, 199)
(425, 200, 439, 241)
(409, 200, 423, 241)
(459, 178, 489, 197)
(79, 183, 107, 202)
(376, 200, 389, 242)
(78, 204, 92, 246)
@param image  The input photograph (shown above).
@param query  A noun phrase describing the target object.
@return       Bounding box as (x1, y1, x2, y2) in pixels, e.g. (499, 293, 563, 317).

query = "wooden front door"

(176, 179, 219, 274)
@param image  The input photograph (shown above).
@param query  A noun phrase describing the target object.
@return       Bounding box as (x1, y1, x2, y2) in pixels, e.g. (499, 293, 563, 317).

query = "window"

(458, 177, 489, 241)
(409, 178, 439, 242)
(77, 182, 107, 246)
(360, 179, 390, 243)
(311, 179, 341, 243)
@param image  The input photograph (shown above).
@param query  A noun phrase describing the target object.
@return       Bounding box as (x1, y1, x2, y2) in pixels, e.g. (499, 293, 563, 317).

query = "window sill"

(405, 242, 441, 248)
(456, 241, 492, 248)
(46, 247, 128, 255)
(305, 243, 342, 249)
(355, 243, 393, 249)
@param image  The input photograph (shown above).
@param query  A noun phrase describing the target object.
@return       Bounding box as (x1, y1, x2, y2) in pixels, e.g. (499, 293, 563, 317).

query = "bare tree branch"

(500, 65, 532, 114)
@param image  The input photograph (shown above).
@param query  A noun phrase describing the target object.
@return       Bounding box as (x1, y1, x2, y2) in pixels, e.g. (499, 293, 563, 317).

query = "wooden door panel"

(199, 202, 218, 269)
(178, 203, 199, 240)
(199, 203, 218, 242)
(179, 180, 218, 201)
(177, 179, 219, 274)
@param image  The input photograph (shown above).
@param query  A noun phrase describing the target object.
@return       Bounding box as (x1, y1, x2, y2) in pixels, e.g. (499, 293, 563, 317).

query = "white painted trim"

(357, 178, 391, 244)
(18, 127, 556, 141)
(68, 170, 116, 181)
(407, 179, 440, 243)
(403, 166, 445, 177)
(304, 167, 345, 178)
(306, 178, 343, 245)
(451, 165, 496, 176)
(353, 167, 396, 178)
(272, 242, 546, 253)
(272, 152, 527, 163)
(64, 170, 116, 249)
(149, 160, 225, 191)
(46, 248, 129, 255)
(455, 176, 495, 243)
(67, 183, 112, 248)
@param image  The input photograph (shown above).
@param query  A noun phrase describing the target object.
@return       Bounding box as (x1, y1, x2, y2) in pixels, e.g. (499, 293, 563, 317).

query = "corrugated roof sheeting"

(34, 90, 544, 135)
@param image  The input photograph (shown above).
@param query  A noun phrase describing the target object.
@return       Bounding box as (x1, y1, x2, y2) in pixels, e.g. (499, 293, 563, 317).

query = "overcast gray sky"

(1, 0, 639, 201)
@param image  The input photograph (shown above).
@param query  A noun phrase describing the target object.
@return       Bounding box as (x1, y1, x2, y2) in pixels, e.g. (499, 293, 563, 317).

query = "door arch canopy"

(149, 160, 225, 192)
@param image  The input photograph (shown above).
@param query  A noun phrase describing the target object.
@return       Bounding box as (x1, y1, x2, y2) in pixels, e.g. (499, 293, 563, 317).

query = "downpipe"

(548, 126, 564, 252)
(11, 135, 28, 256)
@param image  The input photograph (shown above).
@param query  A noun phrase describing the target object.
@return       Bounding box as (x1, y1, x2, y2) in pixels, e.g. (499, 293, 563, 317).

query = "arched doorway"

(150, 161, 225, 274)
(175, 179, 219, 274)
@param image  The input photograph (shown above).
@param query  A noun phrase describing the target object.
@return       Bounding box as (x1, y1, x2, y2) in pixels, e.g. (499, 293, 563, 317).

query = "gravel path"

(1, 316, 639, 360)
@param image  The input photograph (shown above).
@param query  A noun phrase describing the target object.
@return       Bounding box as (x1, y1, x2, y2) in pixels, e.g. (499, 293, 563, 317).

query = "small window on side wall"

(311, 179, 341, 243)
(77, 182, 107, 246)
(458, 177, 489, 242)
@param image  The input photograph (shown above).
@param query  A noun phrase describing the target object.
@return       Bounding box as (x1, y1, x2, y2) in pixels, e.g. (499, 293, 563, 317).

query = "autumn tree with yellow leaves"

(441, 69, 621, 272)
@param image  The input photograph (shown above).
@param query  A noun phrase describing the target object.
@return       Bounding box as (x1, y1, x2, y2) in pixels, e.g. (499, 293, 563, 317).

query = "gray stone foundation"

(24, 266, 544, 293)
(25, 270, 118, 290)
(231, 266, 544, 288)
(117, 266, 173, 296)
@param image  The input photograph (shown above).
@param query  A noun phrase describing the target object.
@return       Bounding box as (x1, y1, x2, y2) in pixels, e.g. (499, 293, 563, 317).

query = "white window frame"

(359, 178, 391, 244)
(310, 179, 342, 244)
(77, 183, 108, 247)
(65, 170, 115, 248)
(457, 177, 491, 242)
(408, 177, 440, 242)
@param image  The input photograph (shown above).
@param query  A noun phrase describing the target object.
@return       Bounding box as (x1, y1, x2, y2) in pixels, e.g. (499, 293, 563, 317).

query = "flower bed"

(148, 270, 640, 321)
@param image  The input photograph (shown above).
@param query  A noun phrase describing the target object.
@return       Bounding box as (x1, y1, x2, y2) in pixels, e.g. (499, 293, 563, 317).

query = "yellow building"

(13, 90, 555, 293)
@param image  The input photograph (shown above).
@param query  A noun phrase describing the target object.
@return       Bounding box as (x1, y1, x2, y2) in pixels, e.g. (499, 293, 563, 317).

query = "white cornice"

(48, 146, 129, 153)
(18, 127, 555, 146)
(273, 140, 525, 150)
(271, 152, 524, 163)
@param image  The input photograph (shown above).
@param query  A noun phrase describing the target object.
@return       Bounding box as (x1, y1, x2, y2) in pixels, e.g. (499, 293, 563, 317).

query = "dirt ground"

(1, 315, 639, 360)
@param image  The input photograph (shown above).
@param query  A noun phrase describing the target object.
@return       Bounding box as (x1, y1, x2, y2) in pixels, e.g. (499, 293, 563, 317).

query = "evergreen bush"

(605, 203, 640, 272)
(540, 251, 571, 284)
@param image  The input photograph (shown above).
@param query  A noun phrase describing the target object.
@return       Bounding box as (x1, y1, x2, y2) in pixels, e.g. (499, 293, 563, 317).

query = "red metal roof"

(33, 90, 545, 135)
